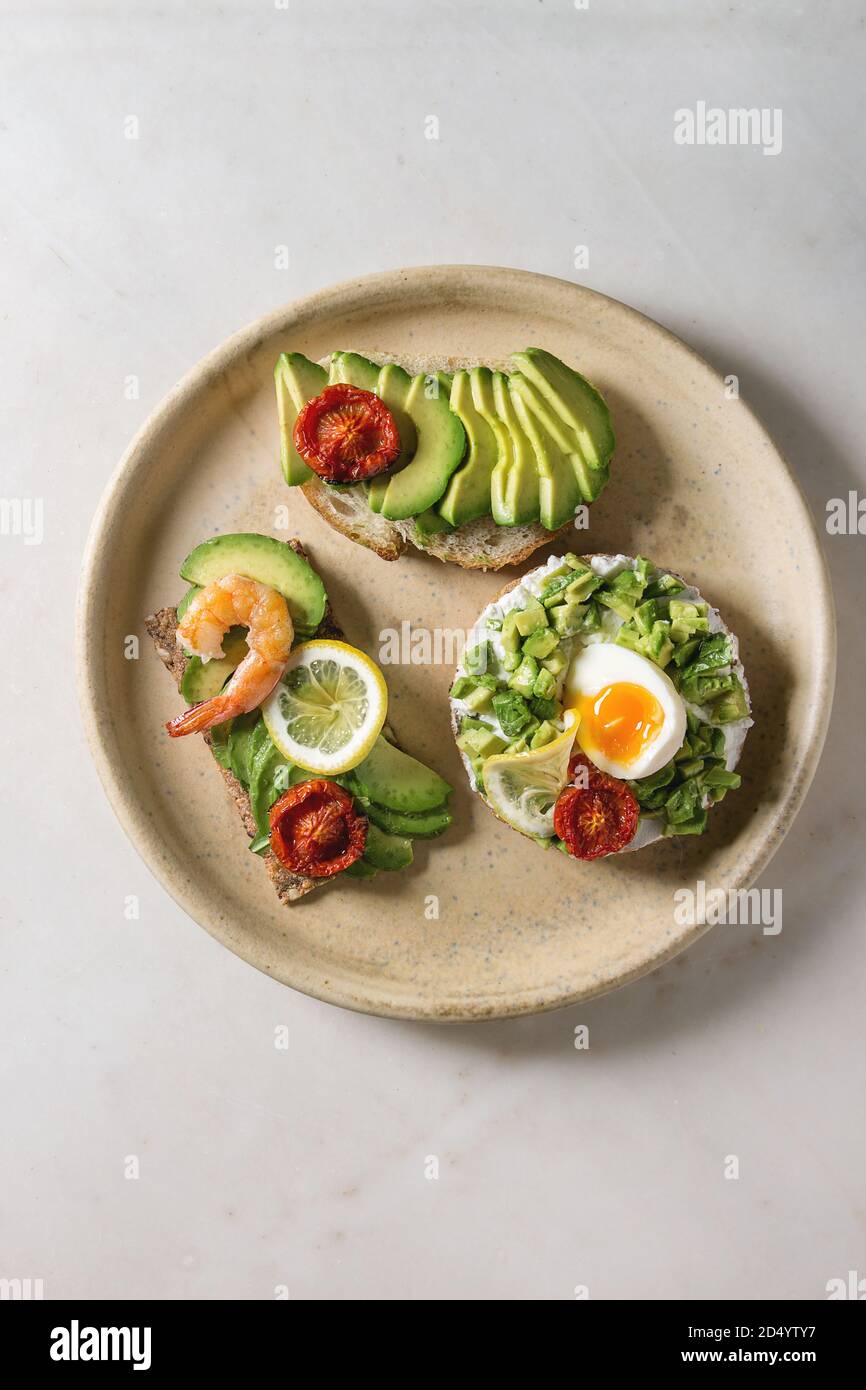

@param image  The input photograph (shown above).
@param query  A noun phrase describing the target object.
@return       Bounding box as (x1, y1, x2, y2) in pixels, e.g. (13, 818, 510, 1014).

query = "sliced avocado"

(180, 626, 249, 705)
(379, 372, 466, 521)
(366, 362, 417, 513)
(228, 713, 265, 789)
(349, 736, 451, 813)
(328, 350, 380, 392)
(362, 822, 414, 871)
(488, 371, 539, 525)
(437, 369, 499, 526)
(510, 350, 613, 501)
(274, 352, 328, 486)
(364, 801, 453, 839)
(509, 374, 582, 529)
(413, 507, 454, 539)
(180, 533, 326, 636)
(176, 585, 200, 622)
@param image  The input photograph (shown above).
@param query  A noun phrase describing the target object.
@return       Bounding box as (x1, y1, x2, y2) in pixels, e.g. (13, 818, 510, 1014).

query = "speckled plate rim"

(76, 265, 836, 1021)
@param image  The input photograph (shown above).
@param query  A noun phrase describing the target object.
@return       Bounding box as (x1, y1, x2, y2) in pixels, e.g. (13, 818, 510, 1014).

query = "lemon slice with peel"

(262, 640, 388, 775)
(482, 710, 580, 839)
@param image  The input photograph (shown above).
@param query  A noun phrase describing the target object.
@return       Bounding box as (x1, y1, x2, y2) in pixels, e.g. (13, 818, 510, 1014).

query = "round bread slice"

(450, 553, 752, 857)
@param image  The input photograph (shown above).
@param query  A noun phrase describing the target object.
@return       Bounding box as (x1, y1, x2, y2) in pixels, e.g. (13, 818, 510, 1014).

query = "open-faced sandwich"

(450, 553, 752, 859)
(146, 533, 452, 900)
(274, 348, 614, 570)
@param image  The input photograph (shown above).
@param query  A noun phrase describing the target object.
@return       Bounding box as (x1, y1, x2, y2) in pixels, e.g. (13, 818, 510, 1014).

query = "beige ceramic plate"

(77, 266, 834, 1021)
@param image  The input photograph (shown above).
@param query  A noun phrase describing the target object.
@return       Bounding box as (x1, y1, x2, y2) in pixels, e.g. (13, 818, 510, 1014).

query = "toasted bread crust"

(301, 476, 573, 570)
(145, 539, 343, 904)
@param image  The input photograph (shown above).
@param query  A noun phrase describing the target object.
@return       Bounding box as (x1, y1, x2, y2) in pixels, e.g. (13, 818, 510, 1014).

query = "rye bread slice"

(144, 539, 343, 904)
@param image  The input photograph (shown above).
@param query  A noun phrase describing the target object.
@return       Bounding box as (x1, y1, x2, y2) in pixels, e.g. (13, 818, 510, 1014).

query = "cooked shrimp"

(166, 574, 294, 737)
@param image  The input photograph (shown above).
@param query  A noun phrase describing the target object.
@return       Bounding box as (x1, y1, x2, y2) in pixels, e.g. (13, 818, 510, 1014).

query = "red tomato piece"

(269, 778, 367, 877)
(293, 384, 401, 483)
(554, 754, 639, 860)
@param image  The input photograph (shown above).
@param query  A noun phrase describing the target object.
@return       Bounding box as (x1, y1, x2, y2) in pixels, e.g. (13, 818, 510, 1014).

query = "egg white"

(563, 643, 687, 781)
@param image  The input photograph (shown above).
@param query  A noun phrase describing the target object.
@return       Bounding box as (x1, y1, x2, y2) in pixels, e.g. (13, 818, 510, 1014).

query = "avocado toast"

(147, 534, 453, 900)
(451, 553, 752, 859)
(275, 348, 615, 570)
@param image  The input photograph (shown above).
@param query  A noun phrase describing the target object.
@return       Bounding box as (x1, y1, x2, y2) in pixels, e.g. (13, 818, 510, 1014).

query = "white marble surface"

(3, 1, 864, 1300)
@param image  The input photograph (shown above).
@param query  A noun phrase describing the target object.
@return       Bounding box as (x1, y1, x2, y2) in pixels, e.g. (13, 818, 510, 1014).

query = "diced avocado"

(457, 726, 508, 761)
(176, 585, 200, 621)
(639, 620, 674, 669)
(672, 636, 702, 666)
(532, 666, 557, 699)
(552, 601, 583, 636)
(492, 689, 532, 738)
(522, 626, 560, 660)
(365, 362, 417, 513)
(710, 678, 750, 723)
(450, 673, 495, 700)
(678, 670, 737, 705)
(665, 807, 708, 836)
(539, 573, 575, 607)
(464, 640, 492, 676)
(615, 621, 641, 652)
(501, 610, 522, 652)
(463, 683, 494, 712)
(565, 570, 602, 602)
(530, 720, 557, 749)
(530, 695, 559, 721)
(508, 655, 539, 698)
(509, 373, 582, 529)
(228, 713, 265, 789)
(349, 736, 451, 812)
(629, 760, 677, 800)
(644, 572, 685, 600)
(180, 626, 249, 705)
(700, 766, 741, 791)
(328, 350, 380, 392)
(502, 650, 521, 672)
(542, 647, 568, 676)
(274, 352, 328, 486)
(180, 533, 326, 636)
(488, 371, 539, 526)
(510, 349, 614, 500)
(514, 598, 547, 635)
(504, 736, 530, 755)
(362, 822, 413, 871)
(379, 371, 467, 520)
(634, 599, 661, 636)
(677, 757, 705, 779)
(364, 801, 453, 839)
(438, 370, 500, 526)
(578, 600, 602, 634)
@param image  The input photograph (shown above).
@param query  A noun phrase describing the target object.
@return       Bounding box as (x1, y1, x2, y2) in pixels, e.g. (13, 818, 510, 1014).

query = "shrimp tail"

(166, 696, 231, 738)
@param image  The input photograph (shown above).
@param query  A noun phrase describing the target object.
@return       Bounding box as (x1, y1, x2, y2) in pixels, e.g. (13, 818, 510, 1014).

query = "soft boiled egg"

(563, 643, 687, 781)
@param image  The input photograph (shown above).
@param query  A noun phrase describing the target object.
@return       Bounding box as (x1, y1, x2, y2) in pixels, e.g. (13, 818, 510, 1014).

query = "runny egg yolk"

(577, 681, 664, 767)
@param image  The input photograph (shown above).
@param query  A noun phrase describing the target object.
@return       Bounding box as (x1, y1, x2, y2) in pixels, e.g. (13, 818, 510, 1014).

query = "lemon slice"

(482, 711, 580, 839)
(262, 640, 387, 774)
